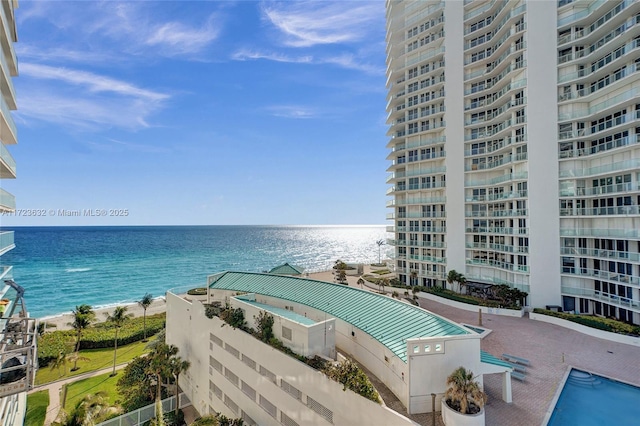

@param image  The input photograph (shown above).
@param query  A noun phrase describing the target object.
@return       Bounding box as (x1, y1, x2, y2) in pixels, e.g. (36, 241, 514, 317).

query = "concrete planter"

(441, 399, 485, 426)
(420, 292, 525, 317)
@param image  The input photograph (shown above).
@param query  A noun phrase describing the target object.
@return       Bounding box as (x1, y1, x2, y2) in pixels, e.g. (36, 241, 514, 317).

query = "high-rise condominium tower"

(0, 1, 36, 425)
(386, 0, 640, 325)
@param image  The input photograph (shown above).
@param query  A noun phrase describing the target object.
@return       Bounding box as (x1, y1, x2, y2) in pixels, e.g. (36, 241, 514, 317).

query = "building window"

(307, 396, 334, 424)
(282, 326, 292, 340)
(259, 395, 277, 419)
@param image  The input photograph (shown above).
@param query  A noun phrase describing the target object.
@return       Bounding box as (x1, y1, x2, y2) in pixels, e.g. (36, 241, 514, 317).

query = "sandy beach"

(38, 266, 383, 331)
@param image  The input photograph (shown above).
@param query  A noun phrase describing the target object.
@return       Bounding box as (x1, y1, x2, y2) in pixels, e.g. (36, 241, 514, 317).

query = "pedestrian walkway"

(30, 363, 129, 426)
(416, 297, 640, 426)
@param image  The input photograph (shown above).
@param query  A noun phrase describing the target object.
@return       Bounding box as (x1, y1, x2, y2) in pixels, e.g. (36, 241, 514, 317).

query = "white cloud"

(20, 1, 221, 60)
(231, 49, 383, 75)
(232, 49, 313, 64)
(145, 19, 220, 55)
(17, 45, 117, 65)
(17, 63, 169, 131)
(266, 105, 316, 119)
(20, 63, 168, 102)
(262, 1, 382, 47)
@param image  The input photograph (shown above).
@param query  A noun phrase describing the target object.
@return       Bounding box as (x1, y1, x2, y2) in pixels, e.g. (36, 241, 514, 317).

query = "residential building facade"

(0, 2, 36, 426)
(166, 272, 512, 423)
(385, 0, 640, 325)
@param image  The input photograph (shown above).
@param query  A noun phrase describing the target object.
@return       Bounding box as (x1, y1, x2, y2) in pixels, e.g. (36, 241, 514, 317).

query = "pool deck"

(416, 296, 640, 426)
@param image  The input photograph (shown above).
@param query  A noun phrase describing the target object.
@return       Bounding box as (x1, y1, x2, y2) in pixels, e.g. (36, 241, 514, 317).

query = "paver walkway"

(29, 363, 128, 426)
(416, 297, 640, 426)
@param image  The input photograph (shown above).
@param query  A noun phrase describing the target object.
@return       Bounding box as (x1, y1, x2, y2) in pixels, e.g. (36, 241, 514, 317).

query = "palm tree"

(67, 352, 91, 373)
(68, 304, 95, 354)
(169, 356, 191, 416)
(105, 306, 133, 376)
(447, 270, 466, 293)
(444, 367, 487, 415)
(357, 277, 365, 289)
(380, 277, 389, 294)
(50, 350, 69, 378)
(147, 343, 179, 416)
(375, 239, 385, 265)
(138, 293, 154, 342)
(410, 270, 418, 287)
(64, 392, 120, 426)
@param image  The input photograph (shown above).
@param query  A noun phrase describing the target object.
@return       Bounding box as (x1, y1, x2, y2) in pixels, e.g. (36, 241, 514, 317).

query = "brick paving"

(417, 297, 640, 426)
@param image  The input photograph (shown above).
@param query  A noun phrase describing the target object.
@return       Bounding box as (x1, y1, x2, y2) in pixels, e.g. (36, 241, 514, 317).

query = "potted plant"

(441, 367, 487, 426)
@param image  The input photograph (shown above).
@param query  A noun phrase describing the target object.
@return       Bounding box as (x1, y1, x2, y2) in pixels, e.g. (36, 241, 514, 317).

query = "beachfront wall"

(213, 289, 410, 411)
(406, 336, 482, 414)
(230, 294, 336, 358)
(166, 293, 417, 426)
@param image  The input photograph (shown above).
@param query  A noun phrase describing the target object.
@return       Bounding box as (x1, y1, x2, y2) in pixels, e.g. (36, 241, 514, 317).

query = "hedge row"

(532, 309, 640, 336)
(38, 313, 166, 367)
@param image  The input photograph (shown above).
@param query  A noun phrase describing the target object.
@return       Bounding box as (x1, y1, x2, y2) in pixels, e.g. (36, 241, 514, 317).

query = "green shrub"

(371, 269, 391, 275)
(533, 309, 640, 336)
(323, 358, 380, 403)
(38, 313, 166, 367)
(187, 288, 207, 295)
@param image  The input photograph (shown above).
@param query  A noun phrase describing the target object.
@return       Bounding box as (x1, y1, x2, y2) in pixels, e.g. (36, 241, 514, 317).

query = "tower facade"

(386, 0, 640, 325)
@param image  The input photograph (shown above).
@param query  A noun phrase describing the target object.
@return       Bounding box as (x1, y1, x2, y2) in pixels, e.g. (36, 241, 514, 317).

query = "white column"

(525, 1, 562, 308)
(444, 0, 466, 274)
(502, 371, 513, 403)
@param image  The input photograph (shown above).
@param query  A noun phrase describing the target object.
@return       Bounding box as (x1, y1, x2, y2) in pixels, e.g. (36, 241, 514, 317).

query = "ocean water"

(2, 226, 388, 318)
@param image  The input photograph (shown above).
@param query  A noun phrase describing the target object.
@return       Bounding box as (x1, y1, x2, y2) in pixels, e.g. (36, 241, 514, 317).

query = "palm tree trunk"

(174, 373, 180, 416)
(75, 331, 82, 353)
(143, 309, 147, 341)
(112, 329, 119, 376)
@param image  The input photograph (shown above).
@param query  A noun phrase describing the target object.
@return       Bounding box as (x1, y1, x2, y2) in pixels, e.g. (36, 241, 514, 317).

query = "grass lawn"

(63, 371, 122, 412)
(25, 390, 49, 426)
(35, 335, 157, 385)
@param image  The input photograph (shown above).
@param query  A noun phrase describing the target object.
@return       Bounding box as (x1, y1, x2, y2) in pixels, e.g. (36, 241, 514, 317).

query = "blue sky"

(2, 0, 389, 226)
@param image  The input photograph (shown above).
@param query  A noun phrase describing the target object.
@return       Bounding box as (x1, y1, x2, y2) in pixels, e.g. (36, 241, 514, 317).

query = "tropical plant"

(410, 270, 418, 287)
(254, 311, 274, 342)
(444, 367, 487, 415)
(138, 293, 154, 342)
(220, 307, 246, 330)
(334, 259, 348, 284)
(62, 392, 120, 426)
(105, 306, 133, 376)
(67, 352, 91, 373)
(323, 358, 380, 402)
(147, 343, 179, 421)
(357, 277, 365, 289)
(117, 356, 156, 411)
(68, 304, 95, 354)
(447, 270, 467, 293)
(49, 350, 69, 378)
(379, 277, 389, 294)
(191, 416, 218, 426)
(375, 239, 385, 265)
(169, 356, 190, 416)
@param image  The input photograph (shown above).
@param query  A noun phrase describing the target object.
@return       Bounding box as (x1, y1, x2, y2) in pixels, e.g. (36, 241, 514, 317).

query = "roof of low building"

(267, 263, 305, 275)
(208, 271, 470, 362)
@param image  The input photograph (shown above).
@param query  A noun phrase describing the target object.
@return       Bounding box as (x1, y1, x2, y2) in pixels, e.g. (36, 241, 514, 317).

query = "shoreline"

(38, 268, 350, 331)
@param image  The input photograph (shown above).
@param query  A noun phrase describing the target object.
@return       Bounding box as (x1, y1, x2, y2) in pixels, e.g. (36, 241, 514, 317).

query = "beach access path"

(32, 362, 129, 426)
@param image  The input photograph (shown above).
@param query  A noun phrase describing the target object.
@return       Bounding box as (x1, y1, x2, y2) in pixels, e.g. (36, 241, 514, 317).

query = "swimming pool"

(547, 369, 640, 425)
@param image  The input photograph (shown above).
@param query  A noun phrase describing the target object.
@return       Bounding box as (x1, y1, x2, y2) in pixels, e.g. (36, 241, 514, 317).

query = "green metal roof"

(480, 351, 513, 369)
(268, 263, 305, 275)
(209, 271, 470, 362)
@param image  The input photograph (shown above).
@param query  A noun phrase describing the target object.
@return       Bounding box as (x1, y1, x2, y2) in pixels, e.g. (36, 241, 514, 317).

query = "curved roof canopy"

(208, 271, 470, 362)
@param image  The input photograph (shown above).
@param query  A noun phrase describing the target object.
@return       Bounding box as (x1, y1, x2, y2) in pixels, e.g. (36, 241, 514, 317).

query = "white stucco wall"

(166, 292, 418, 425)
(407, 335, 482, 414)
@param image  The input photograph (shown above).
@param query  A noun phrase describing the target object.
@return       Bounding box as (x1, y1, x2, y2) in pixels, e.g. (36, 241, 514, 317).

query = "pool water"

(548, 369, 640, 425)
